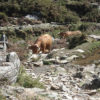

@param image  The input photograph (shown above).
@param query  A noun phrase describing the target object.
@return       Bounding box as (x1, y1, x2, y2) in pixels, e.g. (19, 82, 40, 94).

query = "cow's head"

(58, 32, 66, 39)
(58, 32, 62, 38)
(29, 44, 40, 54)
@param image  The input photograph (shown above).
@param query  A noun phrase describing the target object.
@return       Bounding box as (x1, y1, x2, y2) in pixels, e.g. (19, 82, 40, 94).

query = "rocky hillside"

(0, 0, 100, 25)
(0, 0, 100, 100)
(1, 40, 100, 100)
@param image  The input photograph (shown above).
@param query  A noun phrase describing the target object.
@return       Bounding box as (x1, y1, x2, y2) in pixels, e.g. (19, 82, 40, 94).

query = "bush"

(0, 0, 99, 24)
(47, 5, 66, 23)
(15, 29, 27, 40)
(66, 1, 91, 15)
(6, 29, 16, 38)
(0, 3, 20, 16)
(16, 66, 45, 88)
(79, 23, 99, 34)
(67, 34, 87, 49)
(68, 23, 80, 31)
(64, 11, 80, 24)
(32, 0, 80, 23)
(79, 23, 92, 32)
(87, 41, 100, 53)
(83, 9, 100, 22)
(0, 12, 8, 21)
(0, 91, 6, 100)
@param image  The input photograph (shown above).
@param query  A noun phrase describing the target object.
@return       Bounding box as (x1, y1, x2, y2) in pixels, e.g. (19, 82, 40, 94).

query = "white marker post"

(3, 34, 7, 53)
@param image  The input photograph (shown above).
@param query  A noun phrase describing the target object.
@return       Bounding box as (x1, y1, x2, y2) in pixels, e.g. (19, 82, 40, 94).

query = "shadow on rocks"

(82, 78, 100, 90)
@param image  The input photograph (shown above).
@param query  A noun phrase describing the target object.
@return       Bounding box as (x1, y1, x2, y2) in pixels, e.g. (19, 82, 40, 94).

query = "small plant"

(79, 23, 92, 32)
(16, 66, 45, 88)
(83, 9, 100, 22)
(64, 11, 80, 24)
(43, 60, 53, 65)
(0, 12, 8, 21)
(67, 34, 87, 49)
(0, 91, 6, 100)
(87, 41, 100, 54)
(69, 23, 79, 31)
(15, 29, 27, 40)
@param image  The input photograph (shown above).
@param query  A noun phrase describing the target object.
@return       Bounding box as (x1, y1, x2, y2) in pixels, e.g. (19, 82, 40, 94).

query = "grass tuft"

(16, 66, 45, 89)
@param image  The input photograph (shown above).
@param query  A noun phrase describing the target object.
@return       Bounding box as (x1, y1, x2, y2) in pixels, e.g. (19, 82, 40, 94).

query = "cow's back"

(41, 34, 52, 44)
(35, 34, 52, 45)
(67, 31, 82, 36)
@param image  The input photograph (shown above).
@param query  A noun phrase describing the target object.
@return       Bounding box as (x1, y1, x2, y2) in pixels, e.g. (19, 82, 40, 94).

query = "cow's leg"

(45, 49, 49, 53)
(42, 44, 50, 53)
(42, 44, 47, 53)
(46, 44, 51, 53)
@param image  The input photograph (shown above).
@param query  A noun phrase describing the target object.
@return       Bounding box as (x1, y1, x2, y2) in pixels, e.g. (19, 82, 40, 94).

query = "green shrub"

(0, 12, 8, 21)
(25, 28, 33, 34)
(0, 0, 99, 23)
(20, 0, 35, 14)
(7, 4, 20, 16)
(68, 23, 80, 31)
(83, 9, 100, 22)
(79, 23, 92, 31)
(0, 91, 6, 100)
(48, 5, 80, 23)
(31, 0, 80, 23)
(67, 34, 87, 49)
(43, 60, 53, 65)
(16, 66, 45, 88)
(15, 29, 27, 40)
(0, 3, 20, 16)
(6, 29, 16, 38)
(66, 1, 93, 16)
(87, 41, 100, 53)
(78, 22, 99, 34)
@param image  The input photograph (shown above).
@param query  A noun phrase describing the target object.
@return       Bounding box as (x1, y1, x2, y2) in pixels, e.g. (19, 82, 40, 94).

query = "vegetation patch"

(43, 60, 53, 65)
(16, 66, 45, 88)
(73, 41, 100, 65)
(67, 34, 87, 49)
(78, 22, 100, 35)
(0, 91, 6, 100)
(0, 25, 67, 40)
(0, 12, 8, 22)
(86, 41, 100, 54)
(0, 0, 99, 24)
(82, 9, 100, 23)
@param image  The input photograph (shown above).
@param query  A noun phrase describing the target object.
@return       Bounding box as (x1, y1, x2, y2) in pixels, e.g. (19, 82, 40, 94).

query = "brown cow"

(58, 31, 82, 39)
(28, 34, 53, 54)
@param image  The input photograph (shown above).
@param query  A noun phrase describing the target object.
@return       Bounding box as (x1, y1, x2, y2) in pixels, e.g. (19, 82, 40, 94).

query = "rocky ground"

(2, 42, 100, 100)
(2, 47, 100, 100)
(21, 45, 100, 100)
(1, 24, 100, 100)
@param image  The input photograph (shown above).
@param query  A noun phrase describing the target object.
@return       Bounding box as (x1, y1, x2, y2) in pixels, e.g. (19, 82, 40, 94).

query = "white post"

(3, 34, 6, 53)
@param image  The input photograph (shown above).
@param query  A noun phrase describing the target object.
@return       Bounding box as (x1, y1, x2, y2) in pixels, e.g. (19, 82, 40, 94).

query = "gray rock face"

(7, 52, 20, 69)
(0, 52, 20, 84)
(89, 35, 100, 41)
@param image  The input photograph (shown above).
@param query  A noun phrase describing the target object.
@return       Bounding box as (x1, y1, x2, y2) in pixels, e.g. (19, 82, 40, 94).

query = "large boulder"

(0, 52, 20, 84)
